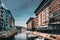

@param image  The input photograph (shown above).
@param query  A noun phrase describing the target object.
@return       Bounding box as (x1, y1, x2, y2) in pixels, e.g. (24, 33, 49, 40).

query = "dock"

(25, 30, 60, 40)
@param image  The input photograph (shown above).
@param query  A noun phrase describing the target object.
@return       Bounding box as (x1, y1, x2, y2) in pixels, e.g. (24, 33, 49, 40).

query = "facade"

(0, 4, 4, 31)
(37, 7, 49, 28)
(0, 1, 15, 31)
(34, 0, 60, 29)
(11, 16, 15, 29)
(34, 0, 51, 29)
(49, 0, 60, 29)
(26, 17, 38, 31)
(26, 17, 34, 30)
(33, 17, 38, 30)
(5, 10, 15, 31)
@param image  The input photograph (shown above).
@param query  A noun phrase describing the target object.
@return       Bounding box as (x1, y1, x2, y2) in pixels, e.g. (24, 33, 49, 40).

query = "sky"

(1, 0, 42, 27)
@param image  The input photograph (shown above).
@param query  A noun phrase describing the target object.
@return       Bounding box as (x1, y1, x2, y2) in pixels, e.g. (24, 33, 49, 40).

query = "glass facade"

(0, 1, 15, 31)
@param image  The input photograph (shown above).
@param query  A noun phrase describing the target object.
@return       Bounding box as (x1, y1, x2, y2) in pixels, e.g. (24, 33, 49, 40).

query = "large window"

(49, 14, 54, 23)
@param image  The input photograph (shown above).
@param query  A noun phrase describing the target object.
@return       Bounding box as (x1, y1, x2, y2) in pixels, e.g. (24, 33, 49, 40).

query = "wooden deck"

(25, 30, 60, 40)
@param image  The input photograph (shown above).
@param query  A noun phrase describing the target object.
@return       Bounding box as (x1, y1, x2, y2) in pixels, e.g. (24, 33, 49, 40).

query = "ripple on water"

(15, 33, 27, 40)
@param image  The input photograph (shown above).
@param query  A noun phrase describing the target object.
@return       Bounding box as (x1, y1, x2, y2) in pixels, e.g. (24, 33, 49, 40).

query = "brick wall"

(37, 7, 49, 28)
(49, 0, 60, 13)
(27, 21, 32, 30)
(33, 17, 38, 30)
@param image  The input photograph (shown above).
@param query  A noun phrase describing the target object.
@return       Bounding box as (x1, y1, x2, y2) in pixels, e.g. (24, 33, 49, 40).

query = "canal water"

(0, 33, 44, 40)
(14, 33, 27, 40)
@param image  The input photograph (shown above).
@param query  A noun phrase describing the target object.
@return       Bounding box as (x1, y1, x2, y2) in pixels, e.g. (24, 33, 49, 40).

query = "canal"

(0, 32, 44, 40)
(14, 33, 27, 40)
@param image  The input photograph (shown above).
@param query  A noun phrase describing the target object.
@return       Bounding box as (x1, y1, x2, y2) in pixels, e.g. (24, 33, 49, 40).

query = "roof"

(34, 0, 44, 13)
(34, 0, 51, 15)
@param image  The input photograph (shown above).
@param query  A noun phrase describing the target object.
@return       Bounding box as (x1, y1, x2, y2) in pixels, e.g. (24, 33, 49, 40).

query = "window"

(1, 11, 3, 13)
(50, 14, 54, 18)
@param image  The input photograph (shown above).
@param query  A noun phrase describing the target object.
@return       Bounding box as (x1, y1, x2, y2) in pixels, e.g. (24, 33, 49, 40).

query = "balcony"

(0, 22, 3, 27)
(54, 16, 60, 22)
(49, 0, 60, 9)
(6, 17, 9, 20)
(43, 21, 49, 24)
(49, 15, 60, 24)
(0, 19, 3, 23)
(0, 14, 3, 18)
(0, 16, 3, 19)
(54, 9, 60, 15)
(53, 9, 60, 22)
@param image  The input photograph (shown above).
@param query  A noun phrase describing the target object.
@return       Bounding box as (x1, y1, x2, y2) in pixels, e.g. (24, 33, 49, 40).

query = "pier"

(25, 30, 60, 40)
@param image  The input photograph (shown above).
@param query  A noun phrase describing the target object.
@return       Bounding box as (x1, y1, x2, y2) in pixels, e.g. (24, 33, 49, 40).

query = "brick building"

(33, 17, 38, 30)
(37, 7, 49, 28)
(49, 0, 60, 29)
(34, 0, 60, 29)
(26, 17, 38, 31)
(34, 0, 52, 29)
(26, 17, 34, 31)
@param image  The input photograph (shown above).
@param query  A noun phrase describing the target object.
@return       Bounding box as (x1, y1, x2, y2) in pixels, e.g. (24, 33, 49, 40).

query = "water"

(15, 33, 27, 40)
(0, 33, 44, 40)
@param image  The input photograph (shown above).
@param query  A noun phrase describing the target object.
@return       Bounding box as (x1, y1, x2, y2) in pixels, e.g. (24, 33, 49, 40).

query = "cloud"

(2, 0, 42, 27)
(1, 2, 7, 9)
(15, 21, 26, 27)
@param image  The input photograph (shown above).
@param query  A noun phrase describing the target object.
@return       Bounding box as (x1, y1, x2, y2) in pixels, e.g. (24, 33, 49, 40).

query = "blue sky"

(1, 0, 42, 27)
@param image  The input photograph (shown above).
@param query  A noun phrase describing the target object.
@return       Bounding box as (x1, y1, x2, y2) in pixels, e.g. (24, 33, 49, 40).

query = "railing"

(37, 29, 60, 35)
(25, 30, 60, 40)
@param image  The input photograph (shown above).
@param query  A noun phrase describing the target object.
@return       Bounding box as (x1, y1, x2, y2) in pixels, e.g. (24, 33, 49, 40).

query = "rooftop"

(34, 0, 51, 15)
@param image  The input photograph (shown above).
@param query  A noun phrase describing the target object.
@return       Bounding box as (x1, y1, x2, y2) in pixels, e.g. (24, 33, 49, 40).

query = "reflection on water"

(0, 33, 27, 40)
(0, 36, 15, 40)
(0, 33, 44, 40)
(15, 33, 27, 40)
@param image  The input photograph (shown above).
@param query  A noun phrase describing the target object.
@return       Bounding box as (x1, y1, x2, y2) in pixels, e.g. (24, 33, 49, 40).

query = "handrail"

(25, 30, 60, 40)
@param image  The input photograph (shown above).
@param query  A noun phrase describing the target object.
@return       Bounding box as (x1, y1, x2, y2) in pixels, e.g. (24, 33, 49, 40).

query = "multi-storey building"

(34, 0, 52, 29)
(33, 17, 38, 30)
(0, 6, 4, 31)
(11, 16, 15, 29)
(26, 17, 34, 31)
(37, 7, 49, 28)
(34, 0, 60, 30)
(0, 1, 4, 31)
(26, 17, 38, 31)
(49, 0, 60, 29)
(5, 10, 15, 31)
(0, 1, 15, 31)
